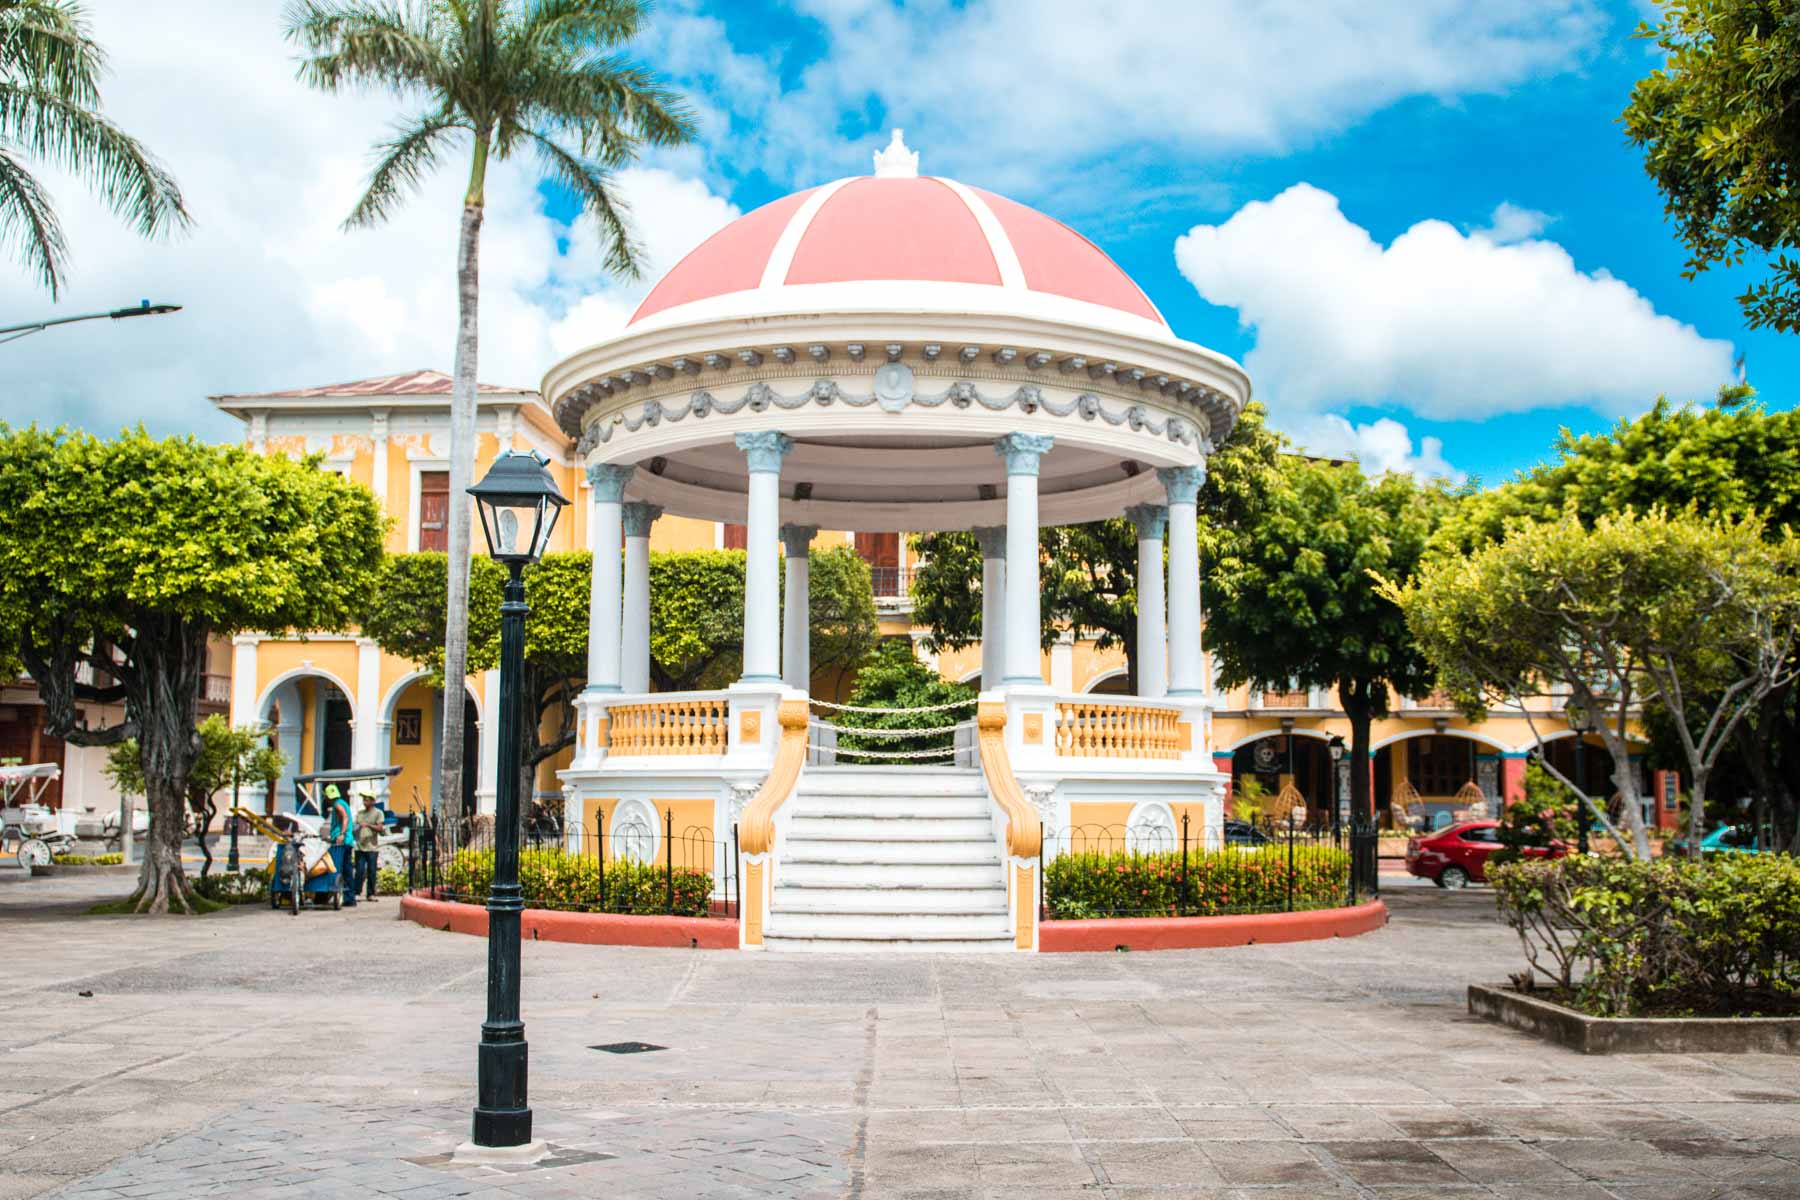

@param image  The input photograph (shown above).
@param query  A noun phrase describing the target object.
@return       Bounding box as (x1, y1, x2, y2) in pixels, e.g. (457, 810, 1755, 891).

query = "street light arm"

(0, 300, 181, 341)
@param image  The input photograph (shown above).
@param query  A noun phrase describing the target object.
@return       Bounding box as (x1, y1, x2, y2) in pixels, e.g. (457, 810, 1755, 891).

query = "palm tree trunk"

(439, 194, 483, 818)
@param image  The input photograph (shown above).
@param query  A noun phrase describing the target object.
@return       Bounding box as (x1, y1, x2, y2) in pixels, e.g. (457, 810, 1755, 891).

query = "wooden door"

(857, 532, 901, 596)
(419, 471, 449, 552)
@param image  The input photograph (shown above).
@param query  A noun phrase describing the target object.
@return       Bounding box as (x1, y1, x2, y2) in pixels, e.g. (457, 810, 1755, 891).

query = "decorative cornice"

(621, 501, 663, 538)
(735, 430, 794, 473)
(1156, 465, 1205, 506)
(576, 377, 1205, 453)
(995, 432, 1055, 476)
(1124, 503, 1168, 541)
(587, 462, 634, 502)
(779, 524, 819, 557)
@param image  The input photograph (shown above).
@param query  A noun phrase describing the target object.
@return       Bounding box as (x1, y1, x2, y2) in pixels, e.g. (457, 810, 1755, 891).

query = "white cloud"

(641, 0, 1608, 195)
(1474, 201, 1555, 244)
(1174, 183, 1735, 420)
(1282, 414, 1464, 482)
(0, 2, 738, 439)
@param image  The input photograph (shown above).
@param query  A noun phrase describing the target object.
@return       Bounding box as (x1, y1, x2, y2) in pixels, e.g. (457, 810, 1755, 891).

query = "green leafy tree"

(0, 0, 189, 294)
(910, 402, 1286, 689)
(0, 427, 384, 911)
(833, 639, 977, 764)
(802, 544, 880, 694)
(104, 716, 286, 878)
(649, 550, 747, 691)
(286, 0, 694, 829)
(1390, 510, 1800, 859)
(1207, 460, 1450, 827)
(1488, 762, 1579, 869)
(1624, 1, 1800, 331)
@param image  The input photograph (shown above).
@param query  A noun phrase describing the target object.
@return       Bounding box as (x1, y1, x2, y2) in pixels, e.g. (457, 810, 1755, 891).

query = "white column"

(1050, 631, 1074, 692)
(352, 637, 381, 768)
(1125, 504, 1168, 699)
(736, 432, 793, 683)
(229, 634, 261, 727)
(370, 409, 390, 511)
(1158, 466, 1205, 696)
(781, 524, 818, 693)
(477, 668, 501, 815)
(585, 464, 632, 693)
(621, 501, 660, 694)
(973, 526, 1006, 691)
(996, 434, 1053, 685)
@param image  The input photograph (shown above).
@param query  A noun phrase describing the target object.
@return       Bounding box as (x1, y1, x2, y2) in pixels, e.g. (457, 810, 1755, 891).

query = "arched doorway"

(374, 671, 483, 816)
(1230, 733, 1329, 820)
(256, 669, 357, 813)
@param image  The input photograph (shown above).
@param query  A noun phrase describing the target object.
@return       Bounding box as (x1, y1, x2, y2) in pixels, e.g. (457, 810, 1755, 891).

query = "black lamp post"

(466, 450, 568, 1149)
(1565, 698, 1592, 856)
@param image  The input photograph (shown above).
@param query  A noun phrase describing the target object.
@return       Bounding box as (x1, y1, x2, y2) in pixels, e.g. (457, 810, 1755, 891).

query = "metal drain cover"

(589, 1041, 667, 1054)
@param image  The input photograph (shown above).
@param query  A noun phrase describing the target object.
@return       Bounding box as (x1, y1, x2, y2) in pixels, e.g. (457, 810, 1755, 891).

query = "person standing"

(354, 792, 384, 903)
(325, 784, 356, 909)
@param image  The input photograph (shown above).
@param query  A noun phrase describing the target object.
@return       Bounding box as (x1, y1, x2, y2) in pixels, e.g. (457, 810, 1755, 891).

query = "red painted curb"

(1039, 899, 1389, 952)
(399, 891, 738, 950)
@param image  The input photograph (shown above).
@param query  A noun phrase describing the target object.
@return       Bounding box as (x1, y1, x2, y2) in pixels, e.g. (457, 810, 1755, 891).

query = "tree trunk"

(127, 619, 206, 912)
(439, 197, 484, 819)
(1338, 678, 1373, 830)
(1594, 725, 1652, 860)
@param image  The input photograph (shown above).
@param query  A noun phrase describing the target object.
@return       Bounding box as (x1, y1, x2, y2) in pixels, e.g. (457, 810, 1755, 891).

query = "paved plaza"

(1, 868, 1796, 1199)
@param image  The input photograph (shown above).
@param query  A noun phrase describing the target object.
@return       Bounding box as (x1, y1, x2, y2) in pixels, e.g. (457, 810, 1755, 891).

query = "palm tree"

(0, 0, 189, 295)
(285, 0, 693, 817)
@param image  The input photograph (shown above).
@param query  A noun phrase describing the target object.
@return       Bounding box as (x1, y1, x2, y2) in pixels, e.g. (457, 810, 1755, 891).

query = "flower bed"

(1044, 845, 1350, 919)
(437, 847, 713, 917)
(1491, 853, 1800, 1019)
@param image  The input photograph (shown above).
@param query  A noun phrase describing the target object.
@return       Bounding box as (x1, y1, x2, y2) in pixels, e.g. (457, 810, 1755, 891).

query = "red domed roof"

(630, 139, 1164, 333)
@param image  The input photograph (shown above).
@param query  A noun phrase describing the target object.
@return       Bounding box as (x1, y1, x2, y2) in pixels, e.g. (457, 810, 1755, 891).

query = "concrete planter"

(1468, 983, 1800, 1055)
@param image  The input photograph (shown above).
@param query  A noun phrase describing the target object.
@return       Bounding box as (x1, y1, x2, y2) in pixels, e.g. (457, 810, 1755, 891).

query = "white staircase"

(763, 766, 1016, 952)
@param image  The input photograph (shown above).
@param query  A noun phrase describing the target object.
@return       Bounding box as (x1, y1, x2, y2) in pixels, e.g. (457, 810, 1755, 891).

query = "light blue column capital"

(621, 501, 662, 539)
(779, 524, 819, 557)
(587, 463, 634, 503)
(971, 525, 1007, 557)
(995, 433, 1055, 476)
(1123, 503, 1168, 541)
(1156, 465, 1205, 506)
(735, 431, 794, 474)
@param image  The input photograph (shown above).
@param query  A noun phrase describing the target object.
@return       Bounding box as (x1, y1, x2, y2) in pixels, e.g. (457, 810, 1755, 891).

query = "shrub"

(834, 639, 976, 764)
(1491, 854, 1800, 1017)
(51, 853, 125, 866)
(192, 868, 269, 905)
(377, 868, 408, 896)
(439, 847, 712, 916)
(1489, 763, 1578, 868)
(1045, 845, 1349, 918)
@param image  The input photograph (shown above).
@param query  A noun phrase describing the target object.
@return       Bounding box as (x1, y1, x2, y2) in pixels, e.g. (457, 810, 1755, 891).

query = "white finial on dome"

(873, 129, 918, 178)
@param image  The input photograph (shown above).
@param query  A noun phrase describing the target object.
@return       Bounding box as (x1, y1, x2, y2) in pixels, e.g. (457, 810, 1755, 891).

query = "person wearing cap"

(353, 792, 384, 903)
(325, 783, 356, 908)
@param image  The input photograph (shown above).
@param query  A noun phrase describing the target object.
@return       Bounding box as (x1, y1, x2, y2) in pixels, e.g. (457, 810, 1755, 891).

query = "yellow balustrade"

(606, 697, 729, 756)
(1052, 701, 1181, 760)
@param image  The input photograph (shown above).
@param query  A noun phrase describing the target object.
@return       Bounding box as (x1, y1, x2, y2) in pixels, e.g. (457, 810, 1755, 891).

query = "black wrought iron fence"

(408, 809, 738, 919)
(1040, 813, 1380, 920)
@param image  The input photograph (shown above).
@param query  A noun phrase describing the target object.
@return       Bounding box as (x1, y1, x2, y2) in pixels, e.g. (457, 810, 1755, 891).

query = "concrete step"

(777, 860, 1004, 888)
(794, 767, 987, 797)
(763, 910, 1014, 939)
(760, 931, 1018, 953)
(788, 794, 991, 818)
(781, 838, 1000, 864)
(786, 815, 995, 840)
(771, 885, 1009, 914)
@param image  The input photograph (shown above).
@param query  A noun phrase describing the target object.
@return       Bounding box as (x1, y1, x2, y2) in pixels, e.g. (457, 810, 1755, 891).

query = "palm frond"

(283, 0, 451, 97)
(528, 129, 638, 277)
(0, 84, 187, 240)
(522, 0, 642, 49)
(345, 109, 462, 228)
(0, 1, 103, 108)
(0, 146, 66, 296)
(518, 54, 694, 161)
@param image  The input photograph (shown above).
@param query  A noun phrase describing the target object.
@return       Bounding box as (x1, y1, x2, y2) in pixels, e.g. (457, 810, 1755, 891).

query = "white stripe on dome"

(934, 177, 1025, 291)
(760, 177, 856, 290)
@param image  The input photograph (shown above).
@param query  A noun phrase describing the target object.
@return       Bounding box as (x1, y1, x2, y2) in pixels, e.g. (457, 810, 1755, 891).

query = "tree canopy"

(1624, 1, 1800, 331)
(0, 427, 384, 909)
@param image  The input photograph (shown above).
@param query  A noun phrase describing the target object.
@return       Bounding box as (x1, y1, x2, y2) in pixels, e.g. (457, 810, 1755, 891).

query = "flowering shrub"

(1045, 845, 1350, 918)
(1492, 854, 1800, 1017)
(439, 847, 712, 917)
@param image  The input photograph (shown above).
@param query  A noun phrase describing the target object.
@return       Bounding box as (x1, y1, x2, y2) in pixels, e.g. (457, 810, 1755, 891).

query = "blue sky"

(0, 0, 1770, 486)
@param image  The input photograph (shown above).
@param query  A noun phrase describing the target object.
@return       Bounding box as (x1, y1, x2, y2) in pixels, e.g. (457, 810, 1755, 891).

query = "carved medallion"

(874, 362, 915, 413)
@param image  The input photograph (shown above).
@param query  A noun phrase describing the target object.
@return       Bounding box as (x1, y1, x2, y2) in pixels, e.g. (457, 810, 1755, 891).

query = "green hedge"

(52, 853, 125, 865)
(192, 867, 269, 905)
(1045, 846, 1350, 919)
(1492, 854, 1800, 1017)
(440, 847, 712, 917)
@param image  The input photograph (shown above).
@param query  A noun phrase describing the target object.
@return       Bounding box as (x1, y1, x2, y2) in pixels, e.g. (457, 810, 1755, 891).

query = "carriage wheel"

(18, 839, 51, 870)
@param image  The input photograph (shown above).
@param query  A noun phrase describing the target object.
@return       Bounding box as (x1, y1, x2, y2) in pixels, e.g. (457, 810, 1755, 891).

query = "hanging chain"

(813, 719, 974, 739)
(806, 696, 978, 715)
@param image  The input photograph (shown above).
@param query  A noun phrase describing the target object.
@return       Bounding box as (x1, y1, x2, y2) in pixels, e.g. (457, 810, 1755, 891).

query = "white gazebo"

(546, 133, 1249, 951)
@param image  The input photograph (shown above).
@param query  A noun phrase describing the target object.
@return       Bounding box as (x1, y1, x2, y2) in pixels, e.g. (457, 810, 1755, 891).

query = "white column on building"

(1050, 631, 1075, 692)
(621, 501, 661, 694)
(1157, 466, 1206, 696)
(780, 524, 818, 693)
(972, 526, 1006, 691)
(735, 432, 793, 683)
(995, 433, 1054, 685)
(584, 464, 633, 692)
(1124, 503, 1168, 699)
(353, 636, 382, 768)
(370, 409, 390, 511)
(229, 635, 261, 727)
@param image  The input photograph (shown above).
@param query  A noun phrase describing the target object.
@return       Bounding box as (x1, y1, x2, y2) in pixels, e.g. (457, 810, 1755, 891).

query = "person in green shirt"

(324, 784, 356, 908)
(353, 792, 384, 903)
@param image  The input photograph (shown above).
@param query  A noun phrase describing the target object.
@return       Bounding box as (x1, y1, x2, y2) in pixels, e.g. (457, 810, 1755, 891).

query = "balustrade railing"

(1053, 700, 1181, 760)
(607, 696, 729, 756)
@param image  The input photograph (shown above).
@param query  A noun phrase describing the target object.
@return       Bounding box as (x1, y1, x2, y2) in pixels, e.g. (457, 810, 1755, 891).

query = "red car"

(1405, 820, 1566, 889)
